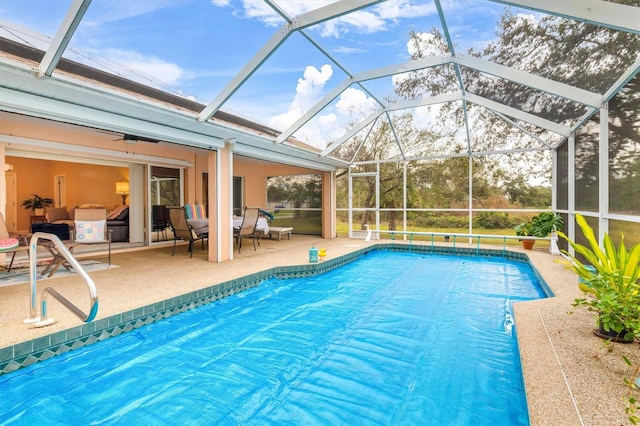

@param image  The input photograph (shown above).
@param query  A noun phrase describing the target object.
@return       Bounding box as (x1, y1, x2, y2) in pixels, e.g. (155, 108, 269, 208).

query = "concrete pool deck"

(0, 236, 637, 425)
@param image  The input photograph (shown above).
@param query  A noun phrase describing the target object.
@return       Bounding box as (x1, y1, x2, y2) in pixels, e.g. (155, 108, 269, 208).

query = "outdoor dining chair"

(233, 207, 260, 254)
(168, 207, 208, 257)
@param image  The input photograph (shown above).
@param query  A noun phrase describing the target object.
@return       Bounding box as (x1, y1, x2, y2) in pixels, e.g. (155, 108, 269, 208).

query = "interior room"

(7, 156, 128, 234)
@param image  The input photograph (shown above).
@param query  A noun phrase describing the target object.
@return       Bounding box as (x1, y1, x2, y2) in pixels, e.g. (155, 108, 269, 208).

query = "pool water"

(0, 251, 546, 425)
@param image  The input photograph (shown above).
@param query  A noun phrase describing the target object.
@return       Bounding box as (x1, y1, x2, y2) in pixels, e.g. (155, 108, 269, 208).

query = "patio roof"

(0, 1, 638, 167)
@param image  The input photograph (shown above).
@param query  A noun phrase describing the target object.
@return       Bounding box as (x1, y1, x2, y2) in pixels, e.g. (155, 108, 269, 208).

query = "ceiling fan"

(115, 134, 160, 144)
(94, 129, 161, 144)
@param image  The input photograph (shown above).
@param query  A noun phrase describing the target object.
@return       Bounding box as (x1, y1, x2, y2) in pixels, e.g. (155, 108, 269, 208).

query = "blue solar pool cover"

(0, 251, 545, 425)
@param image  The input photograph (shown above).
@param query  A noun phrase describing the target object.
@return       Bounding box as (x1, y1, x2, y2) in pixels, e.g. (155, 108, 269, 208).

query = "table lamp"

(115, 181, 129, 205)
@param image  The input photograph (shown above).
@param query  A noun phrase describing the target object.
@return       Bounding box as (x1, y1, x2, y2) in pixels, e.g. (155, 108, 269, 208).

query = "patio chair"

(152, 205, 169, 241)
(233, 207, 260, 254)
(0, 213, 29, 272)
(168, 207, 208, 257)
(74, 208, 112, 265)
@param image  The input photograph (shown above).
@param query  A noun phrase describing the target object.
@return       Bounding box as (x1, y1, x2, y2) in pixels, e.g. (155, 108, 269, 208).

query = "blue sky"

(0, 0, 506, 147)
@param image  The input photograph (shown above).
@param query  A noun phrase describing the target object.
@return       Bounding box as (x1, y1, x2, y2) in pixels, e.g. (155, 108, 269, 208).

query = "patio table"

(186, 218, 209, 236)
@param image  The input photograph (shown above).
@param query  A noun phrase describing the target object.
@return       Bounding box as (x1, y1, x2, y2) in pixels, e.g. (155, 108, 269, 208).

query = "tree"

(335, 8, 638, 232)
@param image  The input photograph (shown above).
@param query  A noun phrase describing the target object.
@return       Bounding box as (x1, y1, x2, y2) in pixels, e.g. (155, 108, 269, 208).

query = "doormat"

(0, 260, 118, 288)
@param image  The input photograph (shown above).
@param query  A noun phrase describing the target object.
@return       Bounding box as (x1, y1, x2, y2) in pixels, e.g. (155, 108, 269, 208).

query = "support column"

(209, 142, 234, 262)
(0, 144, 6, 266)
(598, 105, 609, 243)
(0, 144, 6, 219)
(568, 134, 576, 256)
(322, 170, 336, 238)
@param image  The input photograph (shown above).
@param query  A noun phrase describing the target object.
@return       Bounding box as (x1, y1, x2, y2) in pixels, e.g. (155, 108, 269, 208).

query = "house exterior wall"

(0, 113, 336, 263)
(234, 159, 267, 209)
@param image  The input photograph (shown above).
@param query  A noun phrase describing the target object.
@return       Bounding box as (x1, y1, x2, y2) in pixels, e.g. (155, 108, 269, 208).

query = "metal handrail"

(23, 232, 99, 328)
(363, 229, 561, 255)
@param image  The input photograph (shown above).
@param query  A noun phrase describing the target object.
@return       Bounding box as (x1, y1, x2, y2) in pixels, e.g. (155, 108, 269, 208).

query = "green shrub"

(474, 212, 517, 229)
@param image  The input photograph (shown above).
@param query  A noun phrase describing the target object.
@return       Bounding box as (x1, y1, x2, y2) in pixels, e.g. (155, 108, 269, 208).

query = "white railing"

(363, 229, 561, 255)
(23, 232, 99, 328)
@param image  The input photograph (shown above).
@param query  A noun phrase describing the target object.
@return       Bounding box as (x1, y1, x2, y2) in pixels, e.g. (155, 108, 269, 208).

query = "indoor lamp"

(115, 181, 129, 205)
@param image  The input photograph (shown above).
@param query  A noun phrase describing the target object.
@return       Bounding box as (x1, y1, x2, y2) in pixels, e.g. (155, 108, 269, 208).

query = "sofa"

(43, 205, 130, 242)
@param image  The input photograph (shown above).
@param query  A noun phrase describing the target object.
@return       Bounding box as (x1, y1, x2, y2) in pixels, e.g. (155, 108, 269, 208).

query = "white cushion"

(75, 220, 106, 242)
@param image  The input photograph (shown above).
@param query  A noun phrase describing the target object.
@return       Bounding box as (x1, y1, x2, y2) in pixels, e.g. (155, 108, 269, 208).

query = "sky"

(0, 0, 506, 148)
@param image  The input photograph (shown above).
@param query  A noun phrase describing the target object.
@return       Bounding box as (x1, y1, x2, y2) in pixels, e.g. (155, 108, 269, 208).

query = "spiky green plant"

(557, 214, 640, 340)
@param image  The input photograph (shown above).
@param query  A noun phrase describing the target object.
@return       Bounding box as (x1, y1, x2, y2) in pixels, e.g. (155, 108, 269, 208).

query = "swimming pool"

(0, 250, 546, 425)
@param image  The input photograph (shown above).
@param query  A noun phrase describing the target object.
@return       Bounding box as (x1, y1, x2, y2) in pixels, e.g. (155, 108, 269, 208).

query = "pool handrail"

(363, 229, 561, 255)
(23, 232, 99, 328)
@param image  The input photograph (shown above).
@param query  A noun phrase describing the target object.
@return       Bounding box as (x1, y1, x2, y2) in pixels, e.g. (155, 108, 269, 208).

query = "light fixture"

(115, 181, 130, 205)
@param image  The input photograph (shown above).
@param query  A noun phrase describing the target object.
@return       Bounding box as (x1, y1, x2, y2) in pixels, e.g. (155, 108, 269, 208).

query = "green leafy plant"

(21, 194, 54, 211)
(624, 356, 640, 424)
(515, 212, 563, 238)
(531, 212, 564, 237)
(515, 213, 563, 251)
(559, 214, 640, 424)
(514, 221, 533, 237)
(557, 213, 640, 340)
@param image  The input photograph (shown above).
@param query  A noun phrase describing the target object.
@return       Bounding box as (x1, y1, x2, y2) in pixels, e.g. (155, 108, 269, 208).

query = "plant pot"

(34, 208, 44, 216)
(521, 240, 535, 250)
(593, 322, 634, 344)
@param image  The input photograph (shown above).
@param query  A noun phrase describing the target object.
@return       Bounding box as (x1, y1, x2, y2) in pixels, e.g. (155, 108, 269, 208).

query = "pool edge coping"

(0, 243, 548, 375)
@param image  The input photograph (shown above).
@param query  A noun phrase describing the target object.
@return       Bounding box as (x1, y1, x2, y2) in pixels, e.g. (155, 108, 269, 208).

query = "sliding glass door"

(150, 166, 183, 243)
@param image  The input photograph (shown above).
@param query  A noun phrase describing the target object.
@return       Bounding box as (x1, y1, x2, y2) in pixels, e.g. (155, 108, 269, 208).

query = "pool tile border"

(0, 243, 548, 375)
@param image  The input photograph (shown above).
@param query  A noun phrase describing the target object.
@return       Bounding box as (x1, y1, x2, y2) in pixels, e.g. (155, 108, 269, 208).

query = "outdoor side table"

(39, 240, 77, 277)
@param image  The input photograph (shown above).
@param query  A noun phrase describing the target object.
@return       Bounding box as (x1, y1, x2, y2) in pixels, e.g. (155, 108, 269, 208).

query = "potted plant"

(515, 212, 564, 250)
(21, 194, 54, 216)
(514, 220, 536, 249)
(558, 213, 640, 343)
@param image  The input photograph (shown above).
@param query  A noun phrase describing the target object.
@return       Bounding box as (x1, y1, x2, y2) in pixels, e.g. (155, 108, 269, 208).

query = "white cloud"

(82, 0, 180, 24)
(318, 113, 338, 128)
(240, 0, 284, 27)
(318, 11, 387, 38)
(295, 65, 334, 106)
(333, 46, 367, 54)
(259, 0, 333, 17)
(92, 48, 185, 88)
(269, 64, 334, 131)
(299, 88, 379, 148)
(224, 1, 434, 38)
(335, 88, 378, 119)
(374, 0, 437, 20)
(268, 64, 383, 149)
(414, 104, 442, 129)
(405, 31, 446, 57)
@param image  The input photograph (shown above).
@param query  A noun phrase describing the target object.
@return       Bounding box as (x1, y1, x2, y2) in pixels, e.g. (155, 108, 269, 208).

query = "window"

(150, 166, 181, 206)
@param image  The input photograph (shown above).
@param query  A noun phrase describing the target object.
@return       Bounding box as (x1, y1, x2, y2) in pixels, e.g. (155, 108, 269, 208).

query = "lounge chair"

(234, 207, 260, 253)
(168, 207, 208, 257)
(0, 213, 29, 272)
(73, 208, 112, 265)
